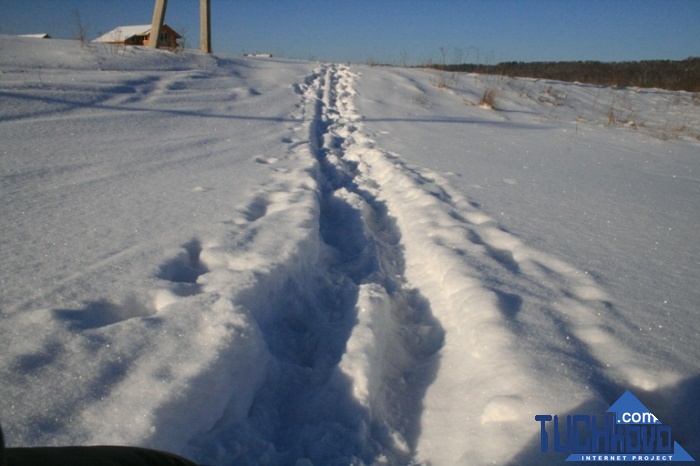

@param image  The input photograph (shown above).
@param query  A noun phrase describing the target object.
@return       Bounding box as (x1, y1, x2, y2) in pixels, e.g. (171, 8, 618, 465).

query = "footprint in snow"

(156, 239, 209, 302)
(254, 155, 279, 164)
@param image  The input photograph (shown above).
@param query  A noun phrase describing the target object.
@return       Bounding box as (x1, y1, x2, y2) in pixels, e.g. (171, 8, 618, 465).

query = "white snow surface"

(1, 36, 699, 465)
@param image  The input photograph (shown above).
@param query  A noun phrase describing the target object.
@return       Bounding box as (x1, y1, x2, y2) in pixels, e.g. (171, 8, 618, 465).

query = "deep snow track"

(303, 65, 447, 462)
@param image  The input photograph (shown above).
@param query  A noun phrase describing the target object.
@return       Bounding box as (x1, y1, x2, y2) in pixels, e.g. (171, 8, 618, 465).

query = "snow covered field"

(1, 36, 698, 465)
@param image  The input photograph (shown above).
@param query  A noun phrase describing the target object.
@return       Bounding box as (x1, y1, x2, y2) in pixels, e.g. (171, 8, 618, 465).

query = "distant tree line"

(426, 58, 700, 92)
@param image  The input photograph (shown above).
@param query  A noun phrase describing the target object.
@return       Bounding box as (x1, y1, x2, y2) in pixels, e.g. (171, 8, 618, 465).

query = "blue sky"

(1, 0, 698, 64)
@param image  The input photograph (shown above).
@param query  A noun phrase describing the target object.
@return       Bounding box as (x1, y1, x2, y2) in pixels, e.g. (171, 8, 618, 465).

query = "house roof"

(93, 25, 180, 43)
(93, 25, 151, 43)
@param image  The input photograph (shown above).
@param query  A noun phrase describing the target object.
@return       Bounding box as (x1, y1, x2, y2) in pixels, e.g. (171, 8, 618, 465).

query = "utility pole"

(200, 0, 212, 54)
(149, 0, 168, 49)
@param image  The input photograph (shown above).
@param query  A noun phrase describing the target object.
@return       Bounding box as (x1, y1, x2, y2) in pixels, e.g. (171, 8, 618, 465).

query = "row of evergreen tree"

(426, 57, 700, 92)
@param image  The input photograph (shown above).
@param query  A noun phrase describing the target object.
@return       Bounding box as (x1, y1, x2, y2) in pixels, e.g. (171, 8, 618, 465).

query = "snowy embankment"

(1, 37, 699, 465)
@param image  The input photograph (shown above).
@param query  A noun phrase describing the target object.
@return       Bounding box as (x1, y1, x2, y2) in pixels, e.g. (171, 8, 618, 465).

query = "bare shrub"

(479, 88, 497, 109)
(71, 8, 89, 48)
(606, 103, 617, 126)
(174, 25, 187, 54)
(431, 69, 455, 89)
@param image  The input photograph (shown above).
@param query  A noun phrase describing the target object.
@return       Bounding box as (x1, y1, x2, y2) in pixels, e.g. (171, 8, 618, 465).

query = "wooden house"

(93, 24, 181, 49)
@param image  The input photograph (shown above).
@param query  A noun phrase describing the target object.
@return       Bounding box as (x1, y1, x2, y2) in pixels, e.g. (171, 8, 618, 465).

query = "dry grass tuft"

(479, 88, 497, 109)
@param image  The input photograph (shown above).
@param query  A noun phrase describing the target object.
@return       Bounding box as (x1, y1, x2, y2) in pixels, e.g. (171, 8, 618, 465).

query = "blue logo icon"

(607, 390, 661, 426)
(536, 390, 695, 462)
